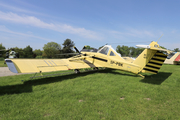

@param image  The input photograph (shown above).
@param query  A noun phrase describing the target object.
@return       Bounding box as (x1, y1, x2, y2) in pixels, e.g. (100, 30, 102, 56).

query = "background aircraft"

(0, 49, 18, 58)
(164, 52, 180, 65)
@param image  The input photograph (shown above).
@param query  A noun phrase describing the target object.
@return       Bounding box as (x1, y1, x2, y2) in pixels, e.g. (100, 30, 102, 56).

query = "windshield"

(99, 47, 109, 55)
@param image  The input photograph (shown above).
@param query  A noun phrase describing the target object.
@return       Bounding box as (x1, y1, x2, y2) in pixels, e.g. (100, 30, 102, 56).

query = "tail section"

(133, 41, 168, 74)
(142, 51, 167, 74)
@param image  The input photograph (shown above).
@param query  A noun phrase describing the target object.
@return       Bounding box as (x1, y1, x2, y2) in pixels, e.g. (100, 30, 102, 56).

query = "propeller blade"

(74, 46, 81, 54)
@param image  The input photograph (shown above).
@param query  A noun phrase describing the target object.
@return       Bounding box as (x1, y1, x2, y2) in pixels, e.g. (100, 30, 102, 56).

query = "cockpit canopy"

(98, 45, 121, 57)
(80, 45, 121, 57)
(99, 47, 109, 55)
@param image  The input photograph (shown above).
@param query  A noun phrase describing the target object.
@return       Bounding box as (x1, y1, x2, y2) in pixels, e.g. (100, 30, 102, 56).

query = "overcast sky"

(0, 0, 180, 50)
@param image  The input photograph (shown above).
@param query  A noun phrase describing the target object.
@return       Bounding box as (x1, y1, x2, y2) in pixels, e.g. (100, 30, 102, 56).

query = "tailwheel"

(74, 69, 80, 74)
(138, 74, 145, 79)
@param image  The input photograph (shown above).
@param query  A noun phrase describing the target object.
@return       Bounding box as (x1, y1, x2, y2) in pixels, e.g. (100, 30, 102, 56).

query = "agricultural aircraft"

(5, 41, 171, 78)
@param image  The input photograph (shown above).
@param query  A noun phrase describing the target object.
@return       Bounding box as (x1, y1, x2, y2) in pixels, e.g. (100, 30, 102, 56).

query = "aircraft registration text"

(110, 61, 123, 67)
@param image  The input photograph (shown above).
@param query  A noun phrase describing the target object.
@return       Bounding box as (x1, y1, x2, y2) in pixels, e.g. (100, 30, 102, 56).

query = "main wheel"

(74, 69, 80, 74)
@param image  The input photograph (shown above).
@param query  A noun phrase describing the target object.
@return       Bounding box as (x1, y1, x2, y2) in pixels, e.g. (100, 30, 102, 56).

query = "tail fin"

(133, 41, 168, 74)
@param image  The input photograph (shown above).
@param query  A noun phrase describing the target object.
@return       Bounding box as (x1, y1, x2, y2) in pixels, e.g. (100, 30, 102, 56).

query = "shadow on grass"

(0, 69, 129, 95)
(140, 72, 172, 85)
(1, 68, 161, 95)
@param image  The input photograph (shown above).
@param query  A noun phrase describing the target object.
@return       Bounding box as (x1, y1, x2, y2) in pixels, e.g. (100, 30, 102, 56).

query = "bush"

(36, 56, 43, 59)
(0, 57, 4, 61)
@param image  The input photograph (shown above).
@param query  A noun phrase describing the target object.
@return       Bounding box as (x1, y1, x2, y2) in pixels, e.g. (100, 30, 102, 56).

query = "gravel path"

(0, 67, 23, 77)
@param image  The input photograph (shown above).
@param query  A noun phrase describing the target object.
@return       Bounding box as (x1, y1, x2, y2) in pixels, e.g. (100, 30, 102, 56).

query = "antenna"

(157, 34, 163, 43)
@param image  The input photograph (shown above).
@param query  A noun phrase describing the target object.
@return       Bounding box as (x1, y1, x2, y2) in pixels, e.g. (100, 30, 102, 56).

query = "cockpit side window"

(99, 47, 109, 55)
(110, 51, 116, 56)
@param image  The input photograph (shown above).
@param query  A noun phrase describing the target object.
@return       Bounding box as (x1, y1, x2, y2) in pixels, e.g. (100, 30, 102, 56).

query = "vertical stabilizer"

(133, 41, 167, 74)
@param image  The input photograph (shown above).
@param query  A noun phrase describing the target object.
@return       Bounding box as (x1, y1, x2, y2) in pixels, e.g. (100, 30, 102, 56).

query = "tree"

(98, 46, 104, 50)
(62, 39, 75, 53)
(129, 47, 136, 57)
(116, 45, 144, 57)
(33, 49, 43, 56)
(43, 42, 61, 58)
(11, 47, 24, 58)
(23, 45, 34, 58)
(135, 48, 144, 57)
(84, 45, 94, 49)
(174, 48, 180, 52)
(0, 43, 6, 58)
(0, 43, 5, 50)
(116, 45, 130, 56)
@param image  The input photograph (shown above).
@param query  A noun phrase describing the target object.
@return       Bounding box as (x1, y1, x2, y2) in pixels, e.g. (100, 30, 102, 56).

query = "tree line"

(0, 39, 75, 59)
(116, 45, 180, 57)
(1, 39, 180, 58)
(116, 45, 144, 57)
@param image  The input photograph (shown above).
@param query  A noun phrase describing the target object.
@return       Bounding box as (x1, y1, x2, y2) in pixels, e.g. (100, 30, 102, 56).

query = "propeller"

(73, 46, 81, 54)
(56, 46, 86, 57)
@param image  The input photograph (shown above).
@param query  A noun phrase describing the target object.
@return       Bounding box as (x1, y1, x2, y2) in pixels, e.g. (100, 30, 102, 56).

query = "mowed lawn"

(0, 64, 180, 120)
(0, 60, 7, 67)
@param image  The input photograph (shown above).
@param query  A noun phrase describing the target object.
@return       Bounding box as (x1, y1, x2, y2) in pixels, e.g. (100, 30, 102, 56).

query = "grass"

(0, 60, 7, 67)
(0, 64, 180, 119)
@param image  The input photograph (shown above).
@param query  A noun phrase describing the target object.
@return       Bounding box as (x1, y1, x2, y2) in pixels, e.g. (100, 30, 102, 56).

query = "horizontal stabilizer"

(136, 43, 172, 54)
(136, 45, 150, 49)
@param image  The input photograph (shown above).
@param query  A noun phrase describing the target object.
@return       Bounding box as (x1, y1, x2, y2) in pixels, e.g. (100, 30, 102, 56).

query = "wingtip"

(5, 59, 19, 73)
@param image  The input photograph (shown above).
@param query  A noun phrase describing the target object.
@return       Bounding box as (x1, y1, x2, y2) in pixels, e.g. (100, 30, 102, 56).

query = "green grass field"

(0, 65, 180, 120)
(0, 60, 7, 67)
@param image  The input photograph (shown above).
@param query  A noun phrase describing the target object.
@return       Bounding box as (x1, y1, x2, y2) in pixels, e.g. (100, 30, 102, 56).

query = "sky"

(0, 0, 180, 51)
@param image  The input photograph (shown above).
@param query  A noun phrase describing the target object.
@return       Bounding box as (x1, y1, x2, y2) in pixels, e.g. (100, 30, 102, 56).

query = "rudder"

(133, 41, 168, 74)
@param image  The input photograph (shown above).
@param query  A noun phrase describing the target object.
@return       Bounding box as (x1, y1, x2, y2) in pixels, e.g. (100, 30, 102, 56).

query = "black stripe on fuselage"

(92, 56, 107, 62)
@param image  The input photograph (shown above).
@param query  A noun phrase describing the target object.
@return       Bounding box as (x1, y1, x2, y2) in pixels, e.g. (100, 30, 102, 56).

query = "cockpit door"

(93, 47, 110, 67)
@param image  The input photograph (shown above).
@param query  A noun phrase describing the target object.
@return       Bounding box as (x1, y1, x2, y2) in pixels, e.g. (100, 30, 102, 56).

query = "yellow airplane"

(5, 41, 171, 78)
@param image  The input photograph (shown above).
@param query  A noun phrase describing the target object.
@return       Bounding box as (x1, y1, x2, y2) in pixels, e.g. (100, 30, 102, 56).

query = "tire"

(75, 69, 80, 74)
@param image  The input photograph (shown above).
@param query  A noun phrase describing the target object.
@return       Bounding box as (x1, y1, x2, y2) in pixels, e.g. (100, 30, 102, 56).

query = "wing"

(5, 58, 102, 73)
